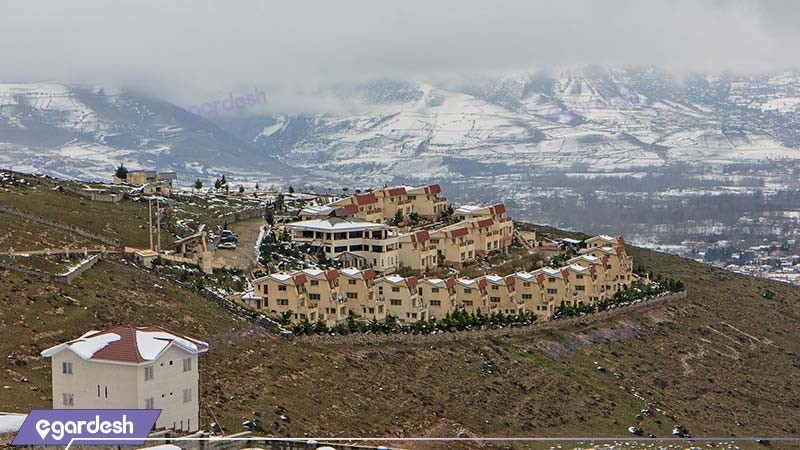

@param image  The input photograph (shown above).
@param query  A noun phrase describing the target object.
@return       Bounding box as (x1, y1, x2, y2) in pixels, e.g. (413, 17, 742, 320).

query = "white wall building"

(41, 325, 208, 433)
(285, 216, 400, 273)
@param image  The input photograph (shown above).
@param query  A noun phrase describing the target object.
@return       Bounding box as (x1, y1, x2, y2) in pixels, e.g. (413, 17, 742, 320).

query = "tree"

(390, 210, 404, 226)
(255, 182, 260, 190)
(194, 179, 203, 191)
(214, 178, 223, 190)
(265, 208, 275, 227)
(114, 164, 128, 181)
(274, 193, 285, 212)
(239, 185, 245, 194)
(288, 185, 295, 194)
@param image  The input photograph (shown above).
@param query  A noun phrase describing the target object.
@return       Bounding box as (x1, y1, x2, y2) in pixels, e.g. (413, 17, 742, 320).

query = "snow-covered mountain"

(2, 68, 800, 187)
(220, 68, 800, 185)
(0, 83, 298, 182)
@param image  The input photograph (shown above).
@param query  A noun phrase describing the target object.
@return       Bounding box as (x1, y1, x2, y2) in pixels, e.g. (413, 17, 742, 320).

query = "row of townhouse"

(244, 236, 634, 326)
(289, 198, 515, 274)
(301, 183, 449, 224)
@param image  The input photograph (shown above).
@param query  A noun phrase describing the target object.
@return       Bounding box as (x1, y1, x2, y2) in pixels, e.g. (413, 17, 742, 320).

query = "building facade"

(41, 326, 207, 433)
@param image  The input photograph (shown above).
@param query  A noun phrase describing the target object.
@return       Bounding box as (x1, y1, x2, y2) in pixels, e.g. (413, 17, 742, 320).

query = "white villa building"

(41, 325, 208, 433)
(285, 216, 401, 273)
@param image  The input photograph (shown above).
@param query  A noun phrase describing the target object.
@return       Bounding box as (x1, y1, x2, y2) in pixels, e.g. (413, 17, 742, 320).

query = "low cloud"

(0, 0, 797, 111)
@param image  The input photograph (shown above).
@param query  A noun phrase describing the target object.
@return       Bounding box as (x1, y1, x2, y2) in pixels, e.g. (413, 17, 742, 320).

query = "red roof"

(449, 227, 469, 238)
(325, 269, 340, 280)
(536, 273, 545, 283)
(427, 184, 442, 195)
(386, 187, 407, 196)
(411, 230, 430, 244)
(561, 269, 570, 279)
(354, 193, 377, 205)
(342, 204, 359, 215)
(490, 203, 506, 215)
(90, 326, 145, 363)
(292, 274, 308, 285)
(476, 218, 494, 228)
(362, 268, 377, 280)
(51, 325, 208, 364)
(617, 236, 625, 245)
(504, 276, 516, 286)
(405, 276, 418, 288)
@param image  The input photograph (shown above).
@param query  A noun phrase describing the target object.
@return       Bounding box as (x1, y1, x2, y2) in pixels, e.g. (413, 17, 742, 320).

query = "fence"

(217, 206, 265, 227)
(0, 205, 121, 246)
(296, 291, 687, 346)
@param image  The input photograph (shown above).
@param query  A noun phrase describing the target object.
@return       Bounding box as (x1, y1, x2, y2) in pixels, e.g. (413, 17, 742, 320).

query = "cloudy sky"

(1, 0, 798, 108)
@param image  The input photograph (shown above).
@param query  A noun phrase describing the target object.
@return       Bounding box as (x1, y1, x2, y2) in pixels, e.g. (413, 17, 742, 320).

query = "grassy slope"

(1, 191, 799, 446)
(0, 184, 153, 248)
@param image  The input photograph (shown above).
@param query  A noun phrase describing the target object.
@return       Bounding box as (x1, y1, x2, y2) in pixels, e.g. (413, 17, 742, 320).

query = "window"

(182, 358, 192, 372)
(463, 288, 472, 294)
(310, 280, 319, 286)
(348, 279, 357, 285)
(391, 286, 400, 293)
(575, 285, 585, 291)
(309, 293, 321, 300)
(490, 296, 500, 303)
(183, 388, 192, 403)
(145, 398, 154, 409)
(430, 300, 441, 306)
(547, 288, 558, 294)
(523, 282, 531, 287)
(144, 366, 154, 381)
(277, 298, 289, 306)
(522, 294, 532, 300)
(548, 277, 556, 283)
(390, 299, 402, 306)
(492, 285, 499, 290)
(278, 285, 287, 291)
(62, 393, 74, 407)
(346, 292, 358, 299)
(62, 361, 73, 374)
(431, 287, 440, 293)
(464, 300, 473, 306)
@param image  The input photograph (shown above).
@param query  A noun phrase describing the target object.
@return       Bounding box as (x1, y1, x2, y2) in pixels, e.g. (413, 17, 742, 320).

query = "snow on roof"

(514, 272, 536, 280)
(42, 326, 208, 364)
(383, 275, 406, 284)
(340, 267, 361, 277)
(484, 274, 504, 283)
(286, 217, 387, 232)
(454, 205, 486, 214)
(271, 273, 294, 282)
(301, 205, 336, 215)
(302, 268, 324, 276)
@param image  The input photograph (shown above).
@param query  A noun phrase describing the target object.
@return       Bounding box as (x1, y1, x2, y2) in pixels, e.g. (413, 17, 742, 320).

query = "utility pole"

(156, 197, 161, 253)
(148, 199, 153, 251)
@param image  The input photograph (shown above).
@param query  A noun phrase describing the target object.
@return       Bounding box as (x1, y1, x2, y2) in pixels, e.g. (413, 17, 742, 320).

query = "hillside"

(1, 192, 799, 448)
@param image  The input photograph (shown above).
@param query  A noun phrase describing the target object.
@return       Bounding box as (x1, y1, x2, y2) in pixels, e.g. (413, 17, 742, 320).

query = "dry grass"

(1, 187, 799, 448)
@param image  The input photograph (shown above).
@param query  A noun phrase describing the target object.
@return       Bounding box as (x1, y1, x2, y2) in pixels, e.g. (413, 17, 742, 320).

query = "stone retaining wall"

(296, 291, 687, 346)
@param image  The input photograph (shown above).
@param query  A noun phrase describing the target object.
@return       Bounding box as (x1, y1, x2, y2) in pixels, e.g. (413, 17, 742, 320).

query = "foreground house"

(41, 326, 208, 433)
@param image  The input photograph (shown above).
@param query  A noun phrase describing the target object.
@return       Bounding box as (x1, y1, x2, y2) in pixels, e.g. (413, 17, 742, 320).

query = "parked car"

(220, 235, 238, 243)
(218, 241, 237, 250)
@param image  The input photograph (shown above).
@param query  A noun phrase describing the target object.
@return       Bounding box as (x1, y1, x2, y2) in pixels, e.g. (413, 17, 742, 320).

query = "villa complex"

(292, 184, 514, 273)
(245, 234, 635, 325)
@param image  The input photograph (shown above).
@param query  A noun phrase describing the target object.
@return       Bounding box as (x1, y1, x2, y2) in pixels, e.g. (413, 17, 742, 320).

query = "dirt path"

(214, 218, 264, 271)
